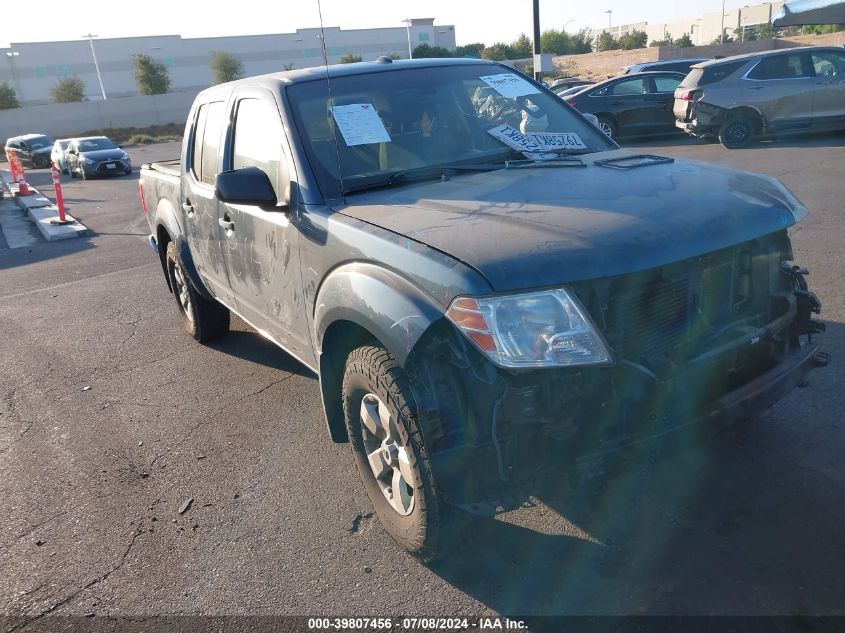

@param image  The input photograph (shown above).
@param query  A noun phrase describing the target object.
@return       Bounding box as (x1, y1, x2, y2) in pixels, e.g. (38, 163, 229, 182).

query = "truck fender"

(154, 198, 214, 301)
(313, 263, 445, 442)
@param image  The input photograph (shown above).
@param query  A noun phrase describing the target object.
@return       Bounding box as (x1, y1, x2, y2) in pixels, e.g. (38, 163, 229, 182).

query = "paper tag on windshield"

(525, 132, 587, 150)
(331, 103, 391, 146)
(479, 73, 541, 99)
(487, 124, 556, 161)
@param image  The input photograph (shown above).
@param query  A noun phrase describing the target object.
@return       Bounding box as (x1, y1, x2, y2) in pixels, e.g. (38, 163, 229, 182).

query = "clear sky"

(3, 0, 753, 48)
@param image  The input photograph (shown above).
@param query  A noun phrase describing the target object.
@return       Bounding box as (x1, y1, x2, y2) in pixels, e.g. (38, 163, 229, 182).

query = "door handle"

(816, 81, 831, 85)
(218, 217, 235, 231)
(748, 86, 765, 90)
(182, 202, 194, 215)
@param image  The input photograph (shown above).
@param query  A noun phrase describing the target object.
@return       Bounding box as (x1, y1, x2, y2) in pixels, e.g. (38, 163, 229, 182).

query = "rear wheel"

(165, 242, 229, 342)
(718, 116, 756, 149)
(342, 344, 449, 562)
(596, 115, 618, 140)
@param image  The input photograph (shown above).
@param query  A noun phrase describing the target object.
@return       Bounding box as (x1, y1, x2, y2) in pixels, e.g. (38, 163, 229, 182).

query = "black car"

(66, 136, 132, 179)
(564, 71, 686, 139)
(4, 134, 55, 168)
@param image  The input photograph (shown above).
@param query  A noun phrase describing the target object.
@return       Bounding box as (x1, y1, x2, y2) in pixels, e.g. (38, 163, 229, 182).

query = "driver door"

(217, 88, 311, 361)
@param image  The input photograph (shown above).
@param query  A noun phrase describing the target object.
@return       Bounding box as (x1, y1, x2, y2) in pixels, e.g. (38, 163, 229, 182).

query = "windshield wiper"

(342, 162, 504, 195)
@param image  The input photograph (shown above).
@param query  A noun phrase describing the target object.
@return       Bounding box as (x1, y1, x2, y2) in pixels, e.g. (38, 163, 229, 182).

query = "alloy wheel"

(359, 393, 417, 516)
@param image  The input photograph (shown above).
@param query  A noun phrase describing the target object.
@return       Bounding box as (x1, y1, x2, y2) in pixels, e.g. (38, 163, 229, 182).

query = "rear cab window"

(189, 100, 226, 186)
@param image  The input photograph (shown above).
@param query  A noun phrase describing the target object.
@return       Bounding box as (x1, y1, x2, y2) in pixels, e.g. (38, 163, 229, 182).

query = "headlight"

(121, 153, 130, 161)
(83, 156, 95, 164)
(445, 288, 612, 368)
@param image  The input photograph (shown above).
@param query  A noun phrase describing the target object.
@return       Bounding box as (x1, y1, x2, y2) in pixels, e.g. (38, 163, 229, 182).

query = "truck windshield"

(287, 63, 613, 198)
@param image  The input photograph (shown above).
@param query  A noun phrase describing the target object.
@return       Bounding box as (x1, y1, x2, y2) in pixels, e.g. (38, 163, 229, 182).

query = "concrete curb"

(1, 170, 90, 242)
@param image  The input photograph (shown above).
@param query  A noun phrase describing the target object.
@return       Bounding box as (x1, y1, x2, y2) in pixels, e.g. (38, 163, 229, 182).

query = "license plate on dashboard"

(106, 163, 116, 169)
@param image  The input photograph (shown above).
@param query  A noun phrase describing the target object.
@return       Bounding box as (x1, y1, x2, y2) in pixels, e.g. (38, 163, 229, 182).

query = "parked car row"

(557, 46, 845, 148)
(4, 134, 132, 178)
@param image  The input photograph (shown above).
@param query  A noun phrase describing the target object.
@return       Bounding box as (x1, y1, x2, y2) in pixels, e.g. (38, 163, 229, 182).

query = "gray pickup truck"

(140, 58, 826, 561)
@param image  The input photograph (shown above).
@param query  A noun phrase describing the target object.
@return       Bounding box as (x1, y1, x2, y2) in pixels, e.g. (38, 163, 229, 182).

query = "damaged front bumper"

(407, 263, 828, 514)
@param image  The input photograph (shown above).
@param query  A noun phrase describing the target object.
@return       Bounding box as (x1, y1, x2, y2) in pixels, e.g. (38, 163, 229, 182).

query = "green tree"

(386, 53, 401, 60)
(210, 51, 243, 85)
(283, 63, 295, 71)
(510, 33, 533, 58)
(618, 29, 648, 50)
(755, 23, 778, 39)
(541, 29, 572, 55)
(649, 33, 674, 47)
(339, 53, 363, 63)
(133, 54, 171, 95)
(480, 43, 510, 60)
(50, 76, 86, 103)
(596, 31, 620, 51)
(412, 43, 452, 58)
(0, 82, 19, 109)
(570, 29, 593, 53)
(674, 32, 694, 47)
(455, 42, 485, 58)
(802, 23, 845, 34)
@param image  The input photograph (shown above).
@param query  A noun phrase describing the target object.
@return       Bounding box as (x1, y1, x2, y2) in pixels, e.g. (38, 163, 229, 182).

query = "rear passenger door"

(646, 74, 683, 130)
(183, 99, 233, 303)
(606, 77, 654, 132)
(742, 52, 815, 129)
(809, 49, 845, 126)
(218, 87, 310, 361)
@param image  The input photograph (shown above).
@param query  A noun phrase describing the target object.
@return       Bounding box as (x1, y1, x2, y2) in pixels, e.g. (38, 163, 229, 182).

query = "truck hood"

(336, 151, 806, 291)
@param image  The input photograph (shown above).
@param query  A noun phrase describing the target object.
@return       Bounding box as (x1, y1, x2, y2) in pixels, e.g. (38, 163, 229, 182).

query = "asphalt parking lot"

(1, 133, 843, 625)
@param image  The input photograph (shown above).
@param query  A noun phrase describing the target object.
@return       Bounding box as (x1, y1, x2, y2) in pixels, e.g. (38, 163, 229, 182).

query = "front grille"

(96, 161, 123, 174)
(595, 239, 783, 362)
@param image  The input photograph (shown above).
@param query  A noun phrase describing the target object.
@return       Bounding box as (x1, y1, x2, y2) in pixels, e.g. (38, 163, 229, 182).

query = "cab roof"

(196, 57, 499, 99)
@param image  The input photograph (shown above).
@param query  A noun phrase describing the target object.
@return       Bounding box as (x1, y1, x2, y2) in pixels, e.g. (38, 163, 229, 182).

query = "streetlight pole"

(402, 19, 413, 59)
(563, 19, 574, 33)
(605, 9, 613, 32)
(4, 51, 23, 103)
(83, 33, 107, 100)
(720, 0, 726, 44)
(532, 0, 542, 82)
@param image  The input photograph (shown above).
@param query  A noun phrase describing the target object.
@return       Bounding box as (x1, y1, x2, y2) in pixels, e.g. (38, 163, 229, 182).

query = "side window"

(201, 102, 225, 186)
(811, 51, 845, 78)
(191, 104, 207, 181)
(232, 98, 286, 200)
(653, 76, 682, 93)
(611, 78, 648, 96)
(747, 54, 811, 80)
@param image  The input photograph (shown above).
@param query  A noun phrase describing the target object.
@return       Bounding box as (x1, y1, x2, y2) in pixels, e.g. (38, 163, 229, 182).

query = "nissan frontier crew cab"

(139, 58, 827, 562)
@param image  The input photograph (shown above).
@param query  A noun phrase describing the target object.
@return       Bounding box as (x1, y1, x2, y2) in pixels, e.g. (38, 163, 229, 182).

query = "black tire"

(718, 117, 755, 149)
(342, 344, 448, 562)
(596, 115, 618, 140)
(164, 242, 229, 343)
(33, 155, 48, 169)
(80, 167, 88, 180)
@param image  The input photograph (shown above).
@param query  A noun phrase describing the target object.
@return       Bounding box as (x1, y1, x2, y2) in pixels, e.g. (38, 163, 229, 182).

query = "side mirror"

(215, 167, 280, 208)
(117, 144, 123, 149)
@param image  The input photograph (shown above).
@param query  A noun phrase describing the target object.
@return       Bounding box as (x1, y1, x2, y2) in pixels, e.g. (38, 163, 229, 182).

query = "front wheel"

(343, 344, 447, 562)
(165, 242, 230, 342)
(596, 115, 618, 140)
(33, 155, 48, 169)
(718, 117, 755, 149)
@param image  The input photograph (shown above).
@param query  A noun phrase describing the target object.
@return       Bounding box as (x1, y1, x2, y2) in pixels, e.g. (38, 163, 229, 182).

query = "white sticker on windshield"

(331, 103, 391, 146)
(486, 124, 556, 161)
(525, 132, 587, 150)
(479, 73, 541, 99)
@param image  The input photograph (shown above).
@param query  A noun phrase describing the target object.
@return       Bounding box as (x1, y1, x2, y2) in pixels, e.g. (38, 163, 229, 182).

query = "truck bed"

(144, 158, 181, 179)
